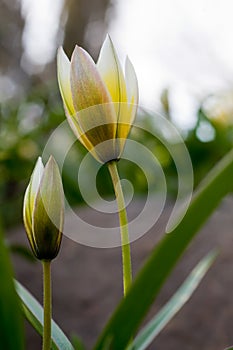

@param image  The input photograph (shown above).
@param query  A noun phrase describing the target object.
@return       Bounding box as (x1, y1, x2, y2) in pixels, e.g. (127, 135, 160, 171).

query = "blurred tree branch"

(63, 0, 111, 58)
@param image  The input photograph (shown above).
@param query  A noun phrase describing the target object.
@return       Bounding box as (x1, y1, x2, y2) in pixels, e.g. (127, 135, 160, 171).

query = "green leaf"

(71, 334, 86, 350)
(0, 221, 25, 349)
(94, 148, 233, 350)
(225, 347, 233, 350)
(8, 243, 36, 262)
(15, 280, 74, 350)
(128, 250, 217, 350)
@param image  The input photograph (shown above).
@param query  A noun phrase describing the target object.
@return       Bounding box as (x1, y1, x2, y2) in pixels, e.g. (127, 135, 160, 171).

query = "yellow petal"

(97, 35, 128, 159)
(66, 113, 103, 162)
(97, 35, 127, 104)
(57, 47, 75, 116)
(117, 57, 139, 156)
(73, 104, 118, 163)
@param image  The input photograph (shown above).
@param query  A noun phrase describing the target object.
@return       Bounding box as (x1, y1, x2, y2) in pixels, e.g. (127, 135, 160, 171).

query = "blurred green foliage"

(1, 84, 233, 228)
(0, 83, 63, 226)
(186, 106, 233, 185)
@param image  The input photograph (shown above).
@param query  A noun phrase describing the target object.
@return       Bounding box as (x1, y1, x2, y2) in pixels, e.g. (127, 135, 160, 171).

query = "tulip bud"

(23, 156, 64, 261)
(57, 34, 138, 164)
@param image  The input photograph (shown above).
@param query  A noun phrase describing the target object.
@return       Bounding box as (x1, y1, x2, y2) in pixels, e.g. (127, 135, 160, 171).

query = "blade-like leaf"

(71, 334, 86, 350)
(128, 250, 217, 350)
(0, 222, 24, 349)
(15, 280, 74, 350)
(8, 243, 36, 262)
(94, 148, 233, 350)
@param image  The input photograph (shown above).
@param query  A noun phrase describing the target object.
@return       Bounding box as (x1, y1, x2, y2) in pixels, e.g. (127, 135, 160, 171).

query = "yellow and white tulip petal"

(24, 157, 44, 224)
(75, 103, 118, 163)
(70, 46, 117, 161)
(30, 157, 44, 204)
(23, 157, 44, 257)
(57, 46, 108, 161)
(57, 47, 91, 141)
(125, 56, 138, 107)
(57, 47, 75, 116)
(70, 45, 112, 111)
(117, 57, 139, 154)
(97, 35, 128, 158)
(23, 184, 38, 256)
(66, 113, 103, 162)
(97, 35, 127, 105)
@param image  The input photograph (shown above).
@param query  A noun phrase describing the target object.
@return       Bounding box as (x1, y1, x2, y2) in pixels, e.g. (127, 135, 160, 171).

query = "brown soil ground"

(9, 196, 233, 350)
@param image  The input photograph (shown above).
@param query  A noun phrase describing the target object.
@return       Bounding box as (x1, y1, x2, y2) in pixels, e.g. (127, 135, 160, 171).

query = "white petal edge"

(57, 47, 75, 116)
(23, 157, 44, 243)
(125, 56, 138, 106)
(30, 157, 44, 204)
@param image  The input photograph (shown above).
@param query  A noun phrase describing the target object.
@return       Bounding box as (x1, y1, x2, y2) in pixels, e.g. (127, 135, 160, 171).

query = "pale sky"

(109, 0, 233, 127)
(20, 0, 233, 128)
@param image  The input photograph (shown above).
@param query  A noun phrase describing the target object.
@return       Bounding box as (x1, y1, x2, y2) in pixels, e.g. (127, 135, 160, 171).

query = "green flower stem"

(42, 260, 52, 350)
(108, 161, 132, 296)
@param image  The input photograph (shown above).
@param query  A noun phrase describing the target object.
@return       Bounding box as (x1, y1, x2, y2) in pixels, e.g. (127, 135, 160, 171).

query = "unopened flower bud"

(23, 156, 64, 261)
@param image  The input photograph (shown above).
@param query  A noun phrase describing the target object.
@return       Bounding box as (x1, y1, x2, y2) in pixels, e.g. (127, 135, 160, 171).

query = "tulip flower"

(57, 34, 138, 164)
(23, 156, 64, 261)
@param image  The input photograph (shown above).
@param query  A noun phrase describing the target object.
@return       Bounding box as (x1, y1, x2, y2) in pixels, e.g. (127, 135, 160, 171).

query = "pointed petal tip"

(105, 33, 112, 43)
(57, 46, 63, 55)
(72, 44, 79, 53)
(46, 156, 61, 175)
(45, 155, 58, 171)
(102, 34, 115, 50)
(34, 157, 44, 172)
(57, 46, 76, 116)
(48, 154, 55, 162)
(125, 55, 138, 104)
(71, 45, 88, 67)
(125, 55, 130, 65)
(72, 44, 83, 56)
(98, 34, 117, 60)
(125, 55, 134, 71)
(57, 46, 69, 63)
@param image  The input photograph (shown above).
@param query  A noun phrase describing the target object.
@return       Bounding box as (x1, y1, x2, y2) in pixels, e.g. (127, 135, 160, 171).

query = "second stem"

(108, 161, 132, 296)
(42, 260, 52, 350)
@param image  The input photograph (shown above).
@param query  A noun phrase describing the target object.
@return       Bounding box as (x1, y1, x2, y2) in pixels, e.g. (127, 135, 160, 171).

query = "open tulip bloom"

(57, 34, 138, 164)
(57, 35, 138, 296)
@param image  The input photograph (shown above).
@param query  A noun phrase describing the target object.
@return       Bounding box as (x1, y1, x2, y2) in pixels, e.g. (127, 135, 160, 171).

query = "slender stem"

(108, 161, 132, 295)
(42, 260, 52, 350)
